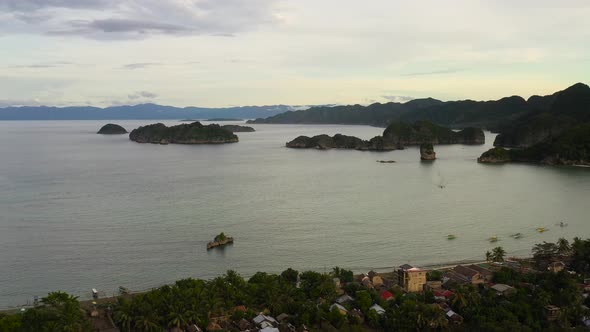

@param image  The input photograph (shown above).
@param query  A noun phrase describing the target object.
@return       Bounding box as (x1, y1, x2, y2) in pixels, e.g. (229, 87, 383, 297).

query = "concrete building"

(398, 264, 427, 293)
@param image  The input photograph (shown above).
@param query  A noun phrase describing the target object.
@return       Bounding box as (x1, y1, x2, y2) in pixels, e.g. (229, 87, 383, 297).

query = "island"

(420, 143, 436, 160)
(478, 123, 590, 166)
(285, 121, 484, 151)
(207, 232, 234, 250)
(129, 121, 238, 145)
(221, 124, 256, 132)
(286, 134, 396, 151)
(207, 118, 244, 121)
(97, 123, 127, 135)
(479, 83, 590, 166)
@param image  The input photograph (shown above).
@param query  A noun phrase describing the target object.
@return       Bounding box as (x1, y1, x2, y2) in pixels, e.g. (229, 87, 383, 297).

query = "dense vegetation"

(129, 122, 238, 144)
(220, 125, 255, 133)
(97, 123, 128, 134)
(493, 83, 590, 148)
(287, 121, 485, 151)
(382, 121, 485, 146)
(248, 92, 548, 129)
(479, 123, 590, 165)
(4, 238, 590, 331)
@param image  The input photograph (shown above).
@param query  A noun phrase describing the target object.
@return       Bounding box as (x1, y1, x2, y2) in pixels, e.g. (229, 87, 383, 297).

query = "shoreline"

(0, 255, 529, 312)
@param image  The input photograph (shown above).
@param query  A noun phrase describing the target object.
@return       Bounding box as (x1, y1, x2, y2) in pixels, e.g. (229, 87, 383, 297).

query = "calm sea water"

(0, 120, 589, 307)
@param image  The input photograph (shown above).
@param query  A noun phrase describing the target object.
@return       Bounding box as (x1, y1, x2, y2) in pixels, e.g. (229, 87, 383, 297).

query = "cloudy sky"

(1, 0, 589, 107)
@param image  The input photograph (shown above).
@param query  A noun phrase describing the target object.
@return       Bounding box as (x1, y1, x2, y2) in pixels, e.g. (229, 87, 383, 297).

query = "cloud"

(381, 95, 415, 103)
(128, 91, 158, 100)
(122, 62, 162, 70)
(0, 0, 282, 39)
(11, 61, 74, 69)
(400, 69, 467, 77)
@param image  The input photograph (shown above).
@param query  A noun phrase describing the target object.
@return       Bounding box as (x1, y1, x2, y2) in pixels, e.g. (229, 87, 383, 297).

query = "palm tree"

(557, 238, 571, 256)
(451, 290, 467, 309)
(485, 251, 492, 262)
(167, 310, 186, 331)
(492, 246, 506, 262)
(134, 315, 159, 332)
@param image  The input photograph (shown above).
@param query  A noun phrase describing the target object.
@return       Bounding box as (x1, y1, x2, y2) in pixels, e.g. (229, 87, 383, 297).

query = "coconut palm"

(557, 238, 571, 256)
(492, 246, 506, 262)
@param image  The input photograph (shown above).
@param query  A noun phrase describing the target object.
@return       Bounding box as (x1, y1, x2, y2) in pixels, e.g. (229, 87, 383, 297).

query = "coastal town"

(3, 237, 590, 331)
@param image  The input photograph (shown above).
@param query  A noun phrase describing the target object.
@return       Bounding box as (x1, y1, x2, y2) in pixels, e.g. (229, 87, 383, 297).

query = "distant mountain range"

(248, 85, 588, 130)
(0, 103, 304, 120)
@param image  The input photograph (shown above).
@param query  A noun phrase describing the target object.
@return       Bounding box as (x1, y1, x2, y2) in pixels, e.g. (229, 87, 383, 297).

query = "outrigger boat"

(536, 227, 547, 233)
(447, 234, 456, 240)
(510, 232, 523, 239)
(488, 236, 498, 243)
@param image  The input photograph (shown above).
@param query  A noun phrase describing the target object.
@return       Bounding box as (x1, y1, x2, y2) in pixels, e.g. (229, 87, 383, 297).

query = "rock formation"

(221, 124, 255, 132)
(285, 121, 484, 151)
(97, 123, 127, 134)
(420, 143, 436, 160)
(129, 121, 238, 144)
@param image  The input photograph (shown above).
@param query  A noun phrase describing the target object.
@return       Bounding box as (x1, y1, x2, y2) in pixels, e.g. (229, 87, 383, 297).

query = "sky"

(0, 0, 589, 107)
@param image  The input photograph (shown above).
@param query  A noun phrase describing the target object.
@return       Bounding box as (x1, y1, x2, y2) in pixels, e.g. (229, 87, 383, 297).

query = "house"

(453, 265, 484, 284)
(443, 270, 473, 285)
(236, 318, 252, 331)
(433, 290, 454, 302)
(330, 303, 348, 315)
(253, 314, 278, 329)
(186, 325, 203, 332)
(380, 290, 394, 301)
(467, 264, 494, 282)
(490, 283, 516, 296)
(548, 261, 566, 273)
(260, 327, 279, 332)
(438, 303, 464, 325)
(276, 313, 290, 322)
(544, 305, 560, 321)
(424, 280, 442, 292)
(336, 294, 354, 304)
(368, 270, 384, 287)
(398, 264, 427, 292)
(361, 276, 374, 289)
(370, 304, 386, 315)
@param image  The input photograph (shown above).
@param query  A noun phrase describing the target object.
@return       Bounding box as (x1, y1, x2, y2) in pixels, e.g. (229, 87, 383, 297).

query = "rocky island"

(129, 121, 238, 145)
(479, 83, 590, 166)
(286, 121, 484, 151)
(97, 123, 127, 135)
(221, 124, 256, 132)
(479, 123, 590, 166)
(420, 143, 436, 160)
(207, 232, 234, 250)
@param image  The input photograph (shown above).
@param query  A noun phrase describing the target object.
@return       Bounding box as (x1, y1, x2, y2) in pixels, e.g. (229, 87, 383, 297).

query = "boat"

(536, 227, 547, 233)
(511, 232, 523, 239)
(557, 222, 568, 227)
(447, 234, 456, 240)
(488, 236, 498, 242)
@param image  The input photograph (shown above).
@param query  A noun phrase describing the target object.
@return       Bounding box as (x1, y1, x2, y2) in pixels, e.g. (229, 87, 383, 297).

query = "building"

(370, 304, 386, 315)
(424, 280, 442, 292)
(336, 294, 354, 304)
(330, 303, 348, 315)
(490, 283, 516, 296)
(467, 264, 494, 282)
(544, 305, 560, 321)
(453, 265, 484, 284)
(548, 261, 566, 273)
(398, 264, 427, 292)
(380, 290, 394, 301)
(253, 314, 278, 329)
(438, 303, 464, 325)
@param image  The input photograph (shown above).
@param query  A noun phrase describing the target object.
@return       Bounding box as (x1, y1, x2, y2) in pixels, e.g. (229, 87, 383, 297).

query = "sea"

(0, 120, 589, 308)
